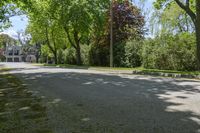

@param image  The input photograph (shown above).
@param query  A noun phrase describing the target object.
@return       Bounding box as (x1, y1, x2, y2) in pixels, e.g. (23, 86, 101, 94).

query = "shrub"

(141, 33, 197, 71)
(63, 45, 90, 65)
(81, 45, 90, 65)
(89, 43, 109, 66)
(125, 40, 143, 67)
(58, 49, 64, 64)
(63, 48, 76, 65)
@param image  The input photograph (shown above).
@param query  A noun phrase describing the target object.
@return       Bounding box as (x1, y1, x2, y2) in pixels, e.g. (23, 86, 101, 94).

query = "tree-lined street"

(1, 0, 200, 132)
(1, 62, 200, 132)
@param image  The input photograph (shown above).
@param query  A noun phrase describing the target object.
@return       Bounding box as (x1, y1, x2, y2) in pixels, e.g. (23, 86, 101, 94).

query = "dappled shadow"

(0, 74, 52, 133)
(13, 70, 200, 133)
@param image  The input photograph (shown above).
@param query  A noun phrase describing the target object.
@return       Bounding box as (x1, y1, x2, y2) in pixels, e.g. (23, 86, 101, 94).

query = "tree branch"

(45, 27, 54, 53)
(174, 0, 196, 24)
(186, 0, 189, 8)
(63, 26, 77, 49)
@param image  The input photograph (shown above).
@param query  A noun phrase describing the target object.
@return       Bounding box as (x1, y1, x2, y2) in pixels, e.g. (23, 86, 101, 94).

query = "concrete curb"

(132, 70, 200, 79)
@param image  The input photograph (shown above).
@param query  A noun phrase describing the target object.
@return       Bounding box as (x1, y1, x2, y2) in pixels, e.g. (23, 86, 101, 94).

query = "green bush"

(0, 55, 6, 62)
(125, 40, 143, 67)
(89, 42, 126, 67)
(141, 33, 197, 71)
(89, 43, 109, 66)
(81, 45, 90, 65)
(113, 42, 126, 67)
(63, 45, 90, 65)
(63, 48, 76, 65)
(58, 49, 64, 64)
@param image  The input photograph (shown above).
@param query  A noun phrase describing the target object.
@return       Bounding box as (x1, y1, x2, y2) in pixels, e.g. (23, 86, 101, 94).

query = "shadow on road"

(12, 68, 200, 133)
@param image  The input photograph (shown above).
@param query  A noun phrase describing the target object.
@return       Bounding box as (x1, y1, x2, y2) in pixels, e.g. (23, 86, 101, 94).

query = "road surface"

(1, 62, 200, 133)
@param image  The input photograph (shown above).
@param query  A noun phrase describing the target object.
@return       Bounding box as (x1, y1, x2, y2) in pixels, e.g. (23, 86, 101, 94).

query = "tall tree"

(89, 0, 145, 66)
(108, 0, 145, 66)
(56, 0, 93, 65)
(154, 0, 200, 67)
(27, 0, 66, 64)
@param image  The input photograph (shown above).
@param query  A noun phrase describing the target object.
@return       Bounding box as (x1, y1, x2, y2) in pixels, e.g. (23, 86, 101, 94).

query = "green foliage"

(90, 0, 145, 67)
(89, 43, 109, 66)
(125, 40, 143, 67)
(81, 45, 90, 65)
(63, 45, 90, 65)
(0, 0, 32, 31)
(151, 2, 194, 35)
(0, 34, 16, 48)
(142, 33, 197, 71)
(63, 48, 76, 65)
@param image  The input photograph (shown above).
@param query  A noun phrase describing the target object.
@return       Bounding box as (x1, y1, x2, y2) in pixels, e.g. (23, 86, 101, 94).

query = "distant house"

(4, 45, 22, 62)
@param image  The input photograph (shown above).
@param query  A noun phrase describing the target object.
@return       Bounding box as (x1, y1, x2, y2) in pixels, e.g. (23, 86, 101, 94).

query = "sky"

(1, 0, 155, 39)
(1, 15, 29, 39)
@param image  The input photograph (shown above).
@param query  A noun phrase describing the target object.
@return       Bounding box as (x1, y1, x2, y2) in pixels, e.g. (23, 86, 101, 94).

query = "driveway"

(1, 62, 200, 133)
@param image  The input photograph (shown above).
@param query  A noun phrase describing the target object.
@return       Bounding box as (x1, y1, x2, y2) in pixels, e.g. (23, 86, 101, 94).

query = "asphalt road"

(1, 62, 200, 133)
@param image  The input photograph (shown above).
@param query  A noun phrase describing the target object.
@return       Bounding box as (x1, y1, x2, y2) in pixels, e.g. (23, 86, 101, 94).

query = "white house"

(4, 45, 22, 62)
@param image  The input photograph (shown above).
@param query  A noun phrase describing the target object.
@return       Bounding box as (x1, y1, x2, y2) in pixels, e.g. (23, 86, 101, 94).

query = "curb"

(132, 70, 200, 79)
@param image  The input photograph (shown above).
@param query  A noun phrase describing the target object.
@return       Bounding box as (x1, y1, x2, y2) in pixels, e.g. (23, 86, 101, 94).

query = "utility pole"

(110, 0, 113, 67)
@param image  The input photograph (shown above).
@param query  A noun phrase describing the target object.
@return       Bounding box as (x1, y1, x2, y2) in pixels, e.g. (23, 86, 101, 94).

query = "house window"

(8, 50, 13, 55)
(14, 50, 19, 55)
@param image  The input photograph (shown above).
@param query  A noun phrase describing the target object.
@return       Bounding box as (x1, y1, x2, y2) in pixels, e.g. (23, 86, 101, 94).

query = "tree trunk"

(75, 44, 82, 65)
(73, 30, 82, 65)
(36, 56, 39, 63)
(196, 0, 200, 69)
(36, 52, 40, 63)
(53, 51, 58, 64)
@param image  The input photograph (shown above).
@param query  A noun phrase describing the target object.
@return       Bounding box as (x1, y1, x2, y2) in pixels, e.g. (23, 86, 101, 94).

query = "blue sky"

(1, 15, 28, 39)
(1, 0, 155, 39)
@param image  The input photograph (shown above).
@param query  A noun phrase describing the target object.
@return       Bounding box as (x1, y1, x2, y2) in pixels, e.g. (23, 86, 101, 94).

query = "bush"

(89, 42, 127, 67)
(0, 55, 6, 62)
(125, 40, 143, 67)
(89, 43, 109, 66)
(113, 42, 126, 67)
(141, 33, 197, 71)
(58, 49, 64, 64)
(63, 45, 90, 65)
(81, 45, 90, 65)
(63, 47, 76, 65)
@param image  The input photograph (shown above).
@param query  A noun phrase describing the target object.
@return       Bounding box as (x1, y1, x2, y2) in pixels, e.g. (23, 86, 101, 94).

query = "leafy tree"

(0, 33, 16, 48)
(27, 0, 66, 64)
(154, 0, 200, 68)
(0, 0, 32, 31)
(55, 0, 93, 65)
(150, 3, 194, 35)
(90, 0, 145, 66)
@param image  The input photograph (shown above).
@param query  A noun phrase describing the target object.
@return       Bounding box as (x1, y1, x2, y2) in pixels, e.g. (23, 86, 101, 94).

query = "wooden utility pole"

(110, 0, 113, 67)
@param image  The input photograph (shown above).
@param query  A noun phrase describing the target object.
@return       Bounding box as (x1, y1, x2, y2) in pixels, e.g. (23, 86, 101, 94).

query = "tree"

(27, 0, 66, 64)
(0, 0, 32, 31)
(90, 0, 145, 66)
(56, 0, 93, 65)
(150, 3, 194, 35)
(154, 0, 200, 68)
(0, 33, 16, 48)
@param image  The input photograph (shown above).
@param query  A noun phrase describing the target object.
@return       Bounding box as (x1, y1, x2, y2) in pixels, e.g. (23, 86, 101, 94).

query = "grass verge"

(40, 63, 200, 76)
(0, 74, 52, 133)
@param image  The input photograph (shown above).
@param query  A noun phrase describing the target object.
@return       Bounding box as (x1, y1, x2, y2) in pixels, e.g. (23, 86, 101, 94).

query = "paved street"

(1, 62, 200, 133)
